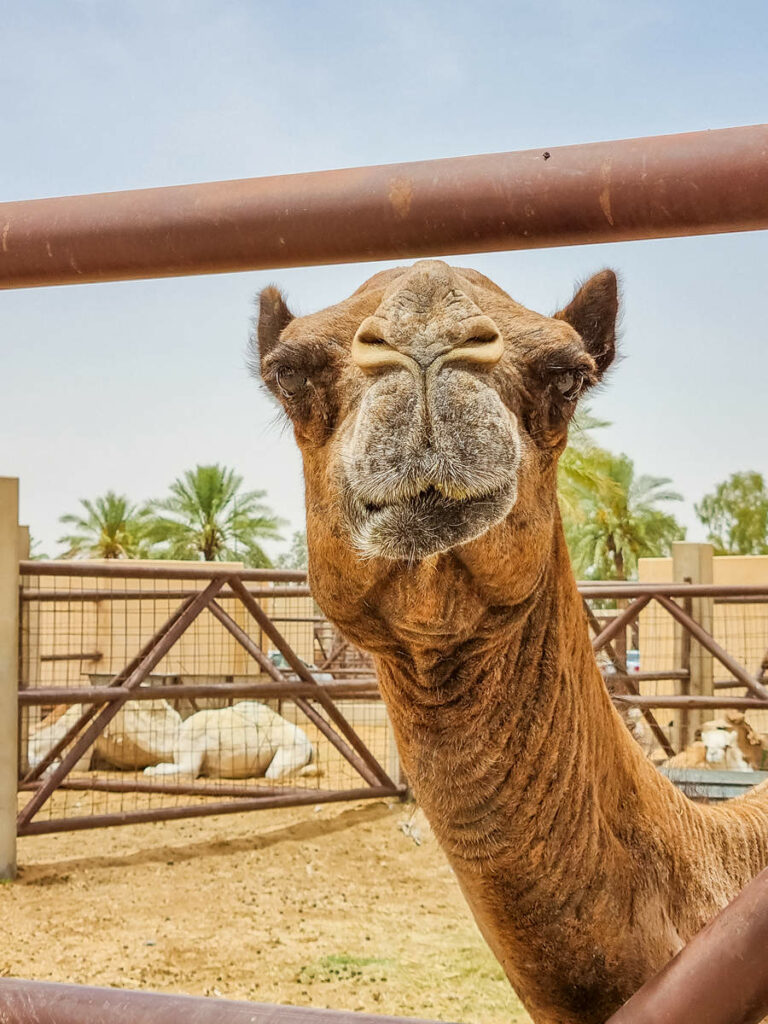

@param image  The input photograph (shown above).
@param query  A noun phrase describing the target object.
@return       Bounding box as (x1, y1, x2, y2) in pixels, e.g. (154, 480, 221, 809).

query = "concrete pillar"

(0, 479, 19, 880)
(673, 542, 714, 749)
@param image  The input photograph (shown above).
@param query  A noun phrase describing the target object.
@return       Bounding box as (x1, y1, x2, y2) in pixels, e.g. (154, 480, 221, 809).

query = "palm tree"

(58, 492, 147, 559)
(144, 464, 284, 565)
(557, 407, 619, 523)
(565, 451, 685, 579)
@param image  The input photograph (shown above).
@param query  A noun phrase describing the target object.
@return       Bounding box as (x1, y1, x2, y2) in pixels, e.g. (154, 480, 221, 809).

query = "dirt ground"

(1, 798, 530, 1023)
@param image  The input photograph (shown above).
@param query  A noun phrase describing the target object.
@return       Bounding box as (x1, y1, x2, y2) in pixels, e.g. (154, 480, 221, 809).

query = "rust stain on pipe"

(607, 866, 768, 1024)
(1, 124, 767, 288)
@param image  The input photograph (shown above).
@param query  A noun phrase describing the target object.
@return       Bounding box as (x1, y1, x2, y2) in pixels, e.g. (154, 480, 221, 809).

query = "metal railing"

(4, 124, 768, 1023)
(17, 560, 397, 836)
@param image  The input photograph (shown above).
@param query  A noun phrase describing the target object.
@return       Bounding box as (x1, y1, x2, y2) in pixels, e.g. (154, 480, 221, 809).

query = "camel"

(28, 699, 182, 773)
(666, 711, 768, 772)
(251, 259, 768, 1024)
(143, 701, 316, 780)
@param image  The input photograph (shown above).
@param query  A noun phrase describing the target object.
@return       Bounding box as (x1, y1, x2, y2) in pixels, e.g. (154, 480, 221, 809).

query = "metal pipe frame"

(2, 124, 768, 289)
(0, 979, 438, 1023)
(606, 866, 768, 1024)
(613, 695, 768, 711)
(19, 561, 307, 582)
(17, 786, 405, 836)
(17, 682, 381, 705)
(20, 586, 313, 601)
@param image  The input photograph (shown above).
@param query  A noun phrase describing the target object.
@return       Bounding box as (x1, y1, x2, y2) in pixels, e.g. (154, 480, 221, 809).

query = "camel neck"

(374, 528, 670, 879)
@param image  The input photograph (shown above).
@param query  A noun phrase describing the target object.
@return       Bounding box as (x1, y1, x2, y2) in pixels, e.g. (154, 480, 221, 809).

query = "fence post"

(672, 542, 714, 749)
(0, 478, 20, 880)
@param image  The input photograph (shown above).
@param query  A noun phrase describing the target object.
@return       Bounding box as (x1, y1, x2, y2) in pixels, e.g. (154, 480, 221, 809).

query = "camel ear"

(555, 270, 618, 379)
(256, 286, 294, 363)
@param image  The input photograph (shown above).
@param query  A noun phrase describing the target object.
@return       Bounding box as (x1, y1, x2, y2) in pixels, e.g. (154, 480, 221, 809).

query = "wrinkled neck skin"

(312, 511, 768, 1024)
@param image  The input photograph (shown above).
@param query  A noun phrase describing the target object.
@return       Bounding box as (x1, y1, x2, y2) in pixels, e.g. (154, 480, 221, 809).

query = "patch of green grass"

(296, 953, 394, 986)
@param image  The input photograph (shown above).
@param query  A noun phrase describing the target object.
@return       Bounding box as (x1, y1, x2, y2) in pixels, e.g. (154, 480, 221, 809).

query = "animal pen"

(2, 123, 768, 1023)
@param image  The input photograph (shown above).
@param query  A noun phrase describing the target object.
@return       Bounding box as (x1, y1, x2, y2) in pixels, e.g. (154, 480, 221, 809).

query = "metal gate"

(17, 560, 403, 836)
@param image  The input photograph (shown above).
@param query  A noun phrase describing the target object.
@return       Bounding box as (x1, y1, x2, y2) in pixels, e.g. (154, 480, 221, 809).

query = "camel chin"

(346, 480, 518, 562)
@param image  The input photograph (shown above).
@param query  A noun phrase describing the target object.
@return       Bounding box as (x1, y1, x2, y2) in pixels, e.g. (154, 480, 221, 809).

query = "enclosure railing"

(1, 124, 768, 288)
(16, 560, 768, 837)
(16, 559, 398, 837)
(4, 122, 768, 1022)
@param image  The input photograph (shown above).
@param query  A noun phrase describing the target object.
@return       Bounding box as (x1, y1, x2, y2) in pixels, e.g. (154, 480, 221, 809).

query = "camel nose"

(351, 314, 504, 372)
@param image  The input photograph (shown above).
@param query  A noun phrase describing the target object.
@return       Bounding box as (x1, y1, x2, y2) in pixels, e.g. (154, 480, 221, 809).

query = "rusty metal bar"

(610, 671, 689, 683)
(591, 595, 652, 652)
(20, 586, 312, 601)
(613, 695, 768, 710)
(17, 682, 381, 705)
(19, 560, 307, 582)
(607, 866, 768, 1024)
(654, 594, 768, 700)
(3, 125, 768, 289)
(39, 651, 101, 662)
(16, 580, 224, 828)
(0, 979, 434, 1023)
(581, 584, 768, 599)
(17, 786, 404, 836)
(20, 778, 358, 799)
(230, 578, 396, 790)
(209, 596, 385, 789)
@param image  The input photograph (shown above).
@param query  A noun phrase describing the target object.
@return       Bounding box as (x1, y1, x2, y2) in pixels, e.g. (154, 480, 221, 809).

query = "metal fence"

(16, 561, 768, 836)
(16, 560, 400, 837)
(4, 123, 768, 1023)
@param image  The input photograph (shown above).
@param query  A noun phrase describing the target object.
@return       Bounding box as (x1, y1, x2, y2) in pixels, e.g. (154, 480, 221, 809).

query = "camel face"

(255, 260, 617, 611)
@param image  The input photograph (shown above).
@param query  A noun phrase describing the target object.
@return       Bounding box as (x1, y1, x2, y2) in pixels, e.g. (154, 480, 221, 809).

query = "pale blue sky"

(2, 0, 767, 557)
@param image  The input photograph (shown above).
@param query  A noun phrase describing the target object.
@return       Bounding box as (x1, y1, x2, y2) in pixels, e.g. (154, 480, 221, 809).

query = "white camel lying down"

(144, 701, 316, 780)
(665, 712, 768, 772)
(28, 699, 182, 772)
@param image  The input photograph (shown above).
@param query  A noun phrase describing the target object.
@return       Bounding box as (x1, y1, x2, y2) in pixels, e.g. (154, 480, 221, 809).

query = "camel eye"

(554, 370, 585, 401)
(276, 366, 308, 398)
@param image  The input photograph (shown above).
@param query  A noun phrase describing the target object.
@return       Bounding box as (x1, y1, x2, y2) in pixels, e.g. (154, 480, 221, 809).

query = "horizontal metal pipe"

(2, 124, 768, 289)
(21, 779, 343, 799)
(20, 586, 313, 601)
(19, 564, 768, 600)
(613, 695, 768, 710)
(17, 682, 380, 704)
(607, 866, 768, 1024)
(16, 785, 406, 835)
(607, 671, 690, 683)
(39, 652, 102, 663)
(580, 584, 768, 599)
(0, 979, 437, 1023)
(19, 561, 307, 582)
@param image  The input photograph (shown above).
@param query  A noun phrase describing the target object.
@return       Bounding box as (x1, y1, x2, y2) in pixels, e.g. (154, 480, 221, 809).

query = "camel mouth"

(348, 480, 517, 562)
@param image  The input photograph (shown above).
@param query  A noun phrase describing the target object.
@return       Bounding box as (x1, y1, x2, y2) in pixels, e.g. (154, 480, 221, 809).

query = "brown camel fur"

(252, 260, 768, 1024)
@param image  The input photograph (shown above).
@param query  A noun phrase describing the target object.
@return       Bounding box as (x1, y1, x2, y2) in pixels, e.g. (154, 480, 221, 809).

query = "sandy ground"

(1, 798, 530, 1023)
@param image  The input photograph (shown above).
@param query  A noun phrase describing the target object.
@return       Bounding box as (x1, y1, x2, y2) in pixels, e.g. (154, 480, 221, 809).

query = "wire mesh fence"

(16, 564, 768, 833)
(17, 562, 400, 835)
(584, 583, 768, 763)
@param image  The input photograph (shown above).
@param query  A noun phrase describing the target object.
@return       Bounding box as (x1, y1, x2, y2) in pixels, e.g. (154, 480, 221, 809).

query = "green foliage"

(557, 407, 619, 522)
(57, 492, 148, 559)
(695, 471, 768, 555)
(276, 531, 308, 570)
(564, 450, 685, 579)
(143, 464, 284, 564)
(558, 409, 685, 579)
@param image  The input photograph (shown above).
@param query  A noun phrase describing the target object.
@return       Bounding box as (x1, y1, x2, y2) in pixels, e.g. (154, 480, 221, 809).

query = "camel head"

(254, 260, 617, 649)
